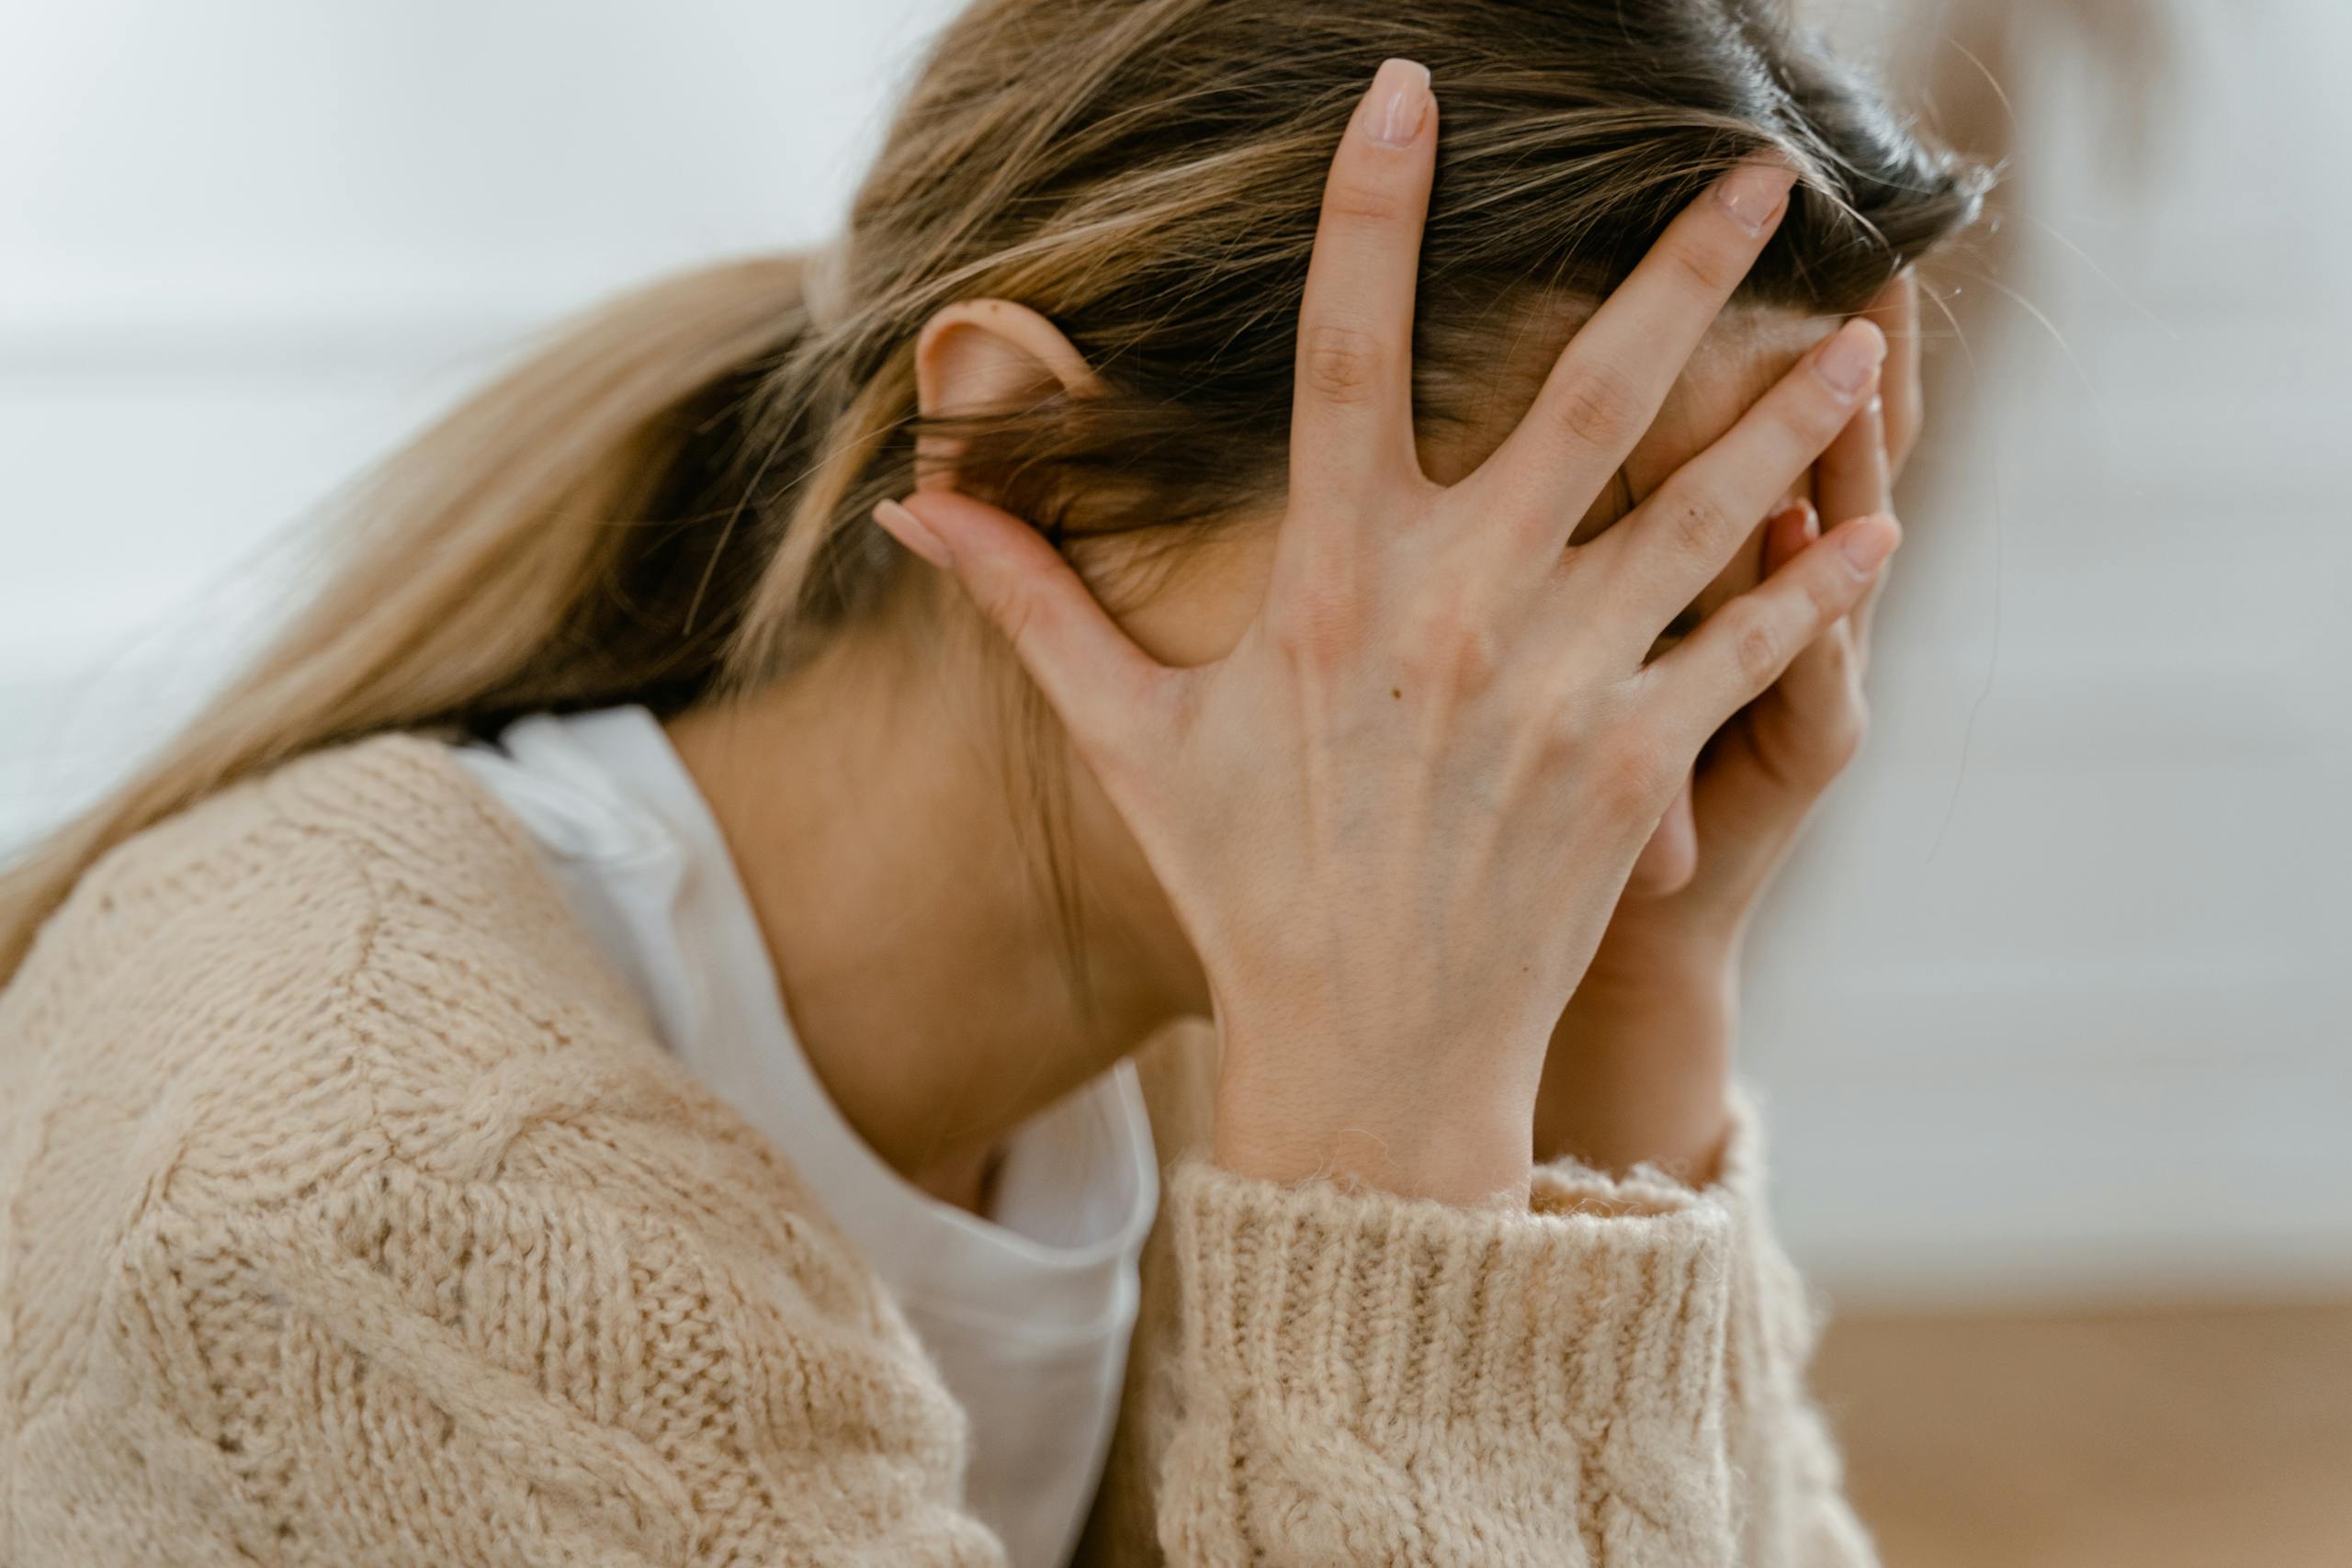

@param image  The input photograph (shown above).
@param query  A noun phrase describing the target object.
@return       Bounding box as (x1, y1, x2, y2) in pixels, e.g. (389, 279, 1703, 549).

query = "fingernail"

(1765, 501, 1814, 558)
(1792, 499, 1820, 540)
(1836, 516, 1900, 575)
(1714, 161, 1795, 233)
(1813, 321, 1886, 397)
(874, 497, 952, 570)
(1363, 57, 1430, 148)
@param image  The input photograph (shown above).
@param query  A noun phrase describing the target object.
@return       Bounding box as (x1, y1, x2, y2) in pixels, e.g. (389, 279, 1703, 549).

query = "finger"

(1760, 499, 1858, 720)
(1286, 57, 1436, 517)
(1817, 391, 1892, 665)
(876, 493, 1169, 750)
(1817, 390, 1889, 527)
(1758, 501, 1869, 784)
(1765, 613, 1866, 782)
(1474, 158, 1799, 550)
(1668, 504, 1853, 902)
(1765, 498, 1817, 576)
(1644, 513, 1900, 749)
(1862, 271, 1923, 479)
(1850, 549, 1892, 663)
(1588, 317, 1885, 645)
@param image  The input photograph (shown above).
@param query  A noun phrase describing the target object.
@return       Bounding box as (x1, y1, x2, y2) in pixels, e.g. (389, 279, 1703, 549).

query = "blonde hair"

(1, 0, 1987, 981)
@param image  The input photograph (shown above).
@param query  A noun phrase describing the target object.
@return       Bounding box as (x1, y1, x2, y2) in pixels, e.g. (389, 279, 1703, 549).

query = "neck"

(664, 615, 1195, 1209)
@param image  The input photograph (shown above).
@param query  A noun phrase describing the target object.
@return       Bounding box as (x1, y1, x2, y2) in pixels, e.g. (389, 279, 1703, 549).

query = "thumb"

(873, 490, 1166, 747)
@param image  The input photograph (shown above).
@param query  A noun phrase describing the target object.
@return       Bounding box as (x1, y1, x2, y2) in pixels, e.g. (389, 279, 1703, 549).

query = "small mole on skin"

(1391, 687, 1401, 700)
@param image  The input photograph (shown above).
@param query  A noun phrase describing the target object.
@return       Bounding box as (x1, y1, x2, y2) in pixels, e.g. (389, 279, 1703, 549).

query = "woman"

(0, 3, 1985, 1563)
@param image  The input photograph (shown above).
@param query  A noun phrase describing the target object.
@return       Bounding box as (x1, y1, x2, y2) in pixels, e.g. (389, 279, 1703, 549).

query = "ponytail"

(0, 254, 820, 982)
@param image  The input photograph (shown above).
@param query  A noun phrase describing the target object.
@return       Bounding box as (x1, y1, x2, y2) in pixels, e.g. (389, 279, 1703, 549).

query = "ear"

(913, 299, 1100, 492)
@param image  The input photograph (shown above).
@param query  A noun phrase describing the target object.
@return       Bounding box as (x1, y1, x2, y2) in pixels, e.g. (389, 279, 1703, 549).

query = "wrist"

(1207, 987, 1554, 1207)
(1532, 1070, 1734, 1186)
(1586, 907, 1747, 984)
(1534, 961, 1738, 1179)
(1570, 940, 1741, 1055)
(1213, 1062, 1533, 1208)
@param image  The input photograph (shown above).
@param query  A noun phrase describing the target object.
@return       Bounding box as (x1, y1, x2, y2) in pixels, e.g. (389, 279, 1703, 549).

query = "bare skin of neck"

(663, 608, 1201, 1215)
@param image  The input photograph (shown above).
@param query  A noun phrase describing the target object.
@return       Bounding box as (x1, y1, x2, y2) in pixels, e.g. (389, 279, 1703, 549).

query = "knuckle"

(1323, 171, 1408, 228)
(1731, 614, 1785, 688)
(1756, 379, 1856, 467)
(1269, 580, 1366, 671)
(1596, 721, 1674, 815)
(1542, 696, 1601, 758)
(1301, 320, 1385, 407)
(1661, 485, 1736, 561)
(1551, 363, 1643, 450)
(1791, 371, 1863, 441)
(1661, 232, 1741, 297)
(1802, 566, 1856, 623)
(1399, 596, 1502, 696)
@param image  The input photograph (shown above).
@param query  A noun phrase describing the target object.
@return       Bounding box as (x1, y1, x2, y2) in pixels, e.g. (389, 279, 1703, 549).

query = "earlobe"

(913, 299, 1099, 491)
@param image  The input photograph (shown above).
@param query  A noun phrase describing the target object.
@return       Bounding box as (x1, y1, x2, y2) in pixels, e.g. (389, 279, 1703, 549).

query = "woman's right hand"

(873, 58, 1896, 1207)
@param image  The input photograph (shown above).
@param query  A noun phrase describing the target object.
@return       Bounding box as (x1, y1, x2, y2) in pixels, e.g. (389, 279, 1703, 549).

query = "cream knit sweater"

(0, 732, 1873, 1566)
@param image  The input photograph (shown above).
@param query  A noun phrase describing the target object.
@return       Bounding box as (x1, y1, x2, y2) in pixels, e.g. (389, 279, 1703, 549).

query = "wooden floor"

(1810, 1302, 2352, 1567)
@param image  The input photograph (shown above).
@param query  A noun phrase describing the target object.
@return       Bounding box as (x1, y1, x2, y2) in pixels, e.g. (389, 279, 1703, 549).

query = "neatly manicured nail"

(1363, 58, 1430, 148)
(1814, 321, 1886, 397)
(1714, 161, 1796, 233)
(873, 497, 951, 570)
(1836, 516, 1900, 574)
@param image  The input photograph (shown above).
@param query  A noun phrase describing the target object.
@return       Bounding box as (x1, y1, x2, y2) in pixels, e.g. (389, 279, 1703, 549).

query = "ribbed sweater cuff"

(1530, 1086, 1834, 1426)
(1531, 1083, 1774, 1222)
(1169, 1157, 1736, 1441)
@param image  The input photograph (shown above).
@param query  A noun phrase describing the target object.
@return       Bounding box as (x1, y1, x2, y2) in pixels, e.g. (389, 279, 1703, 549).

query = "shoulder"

(12, 728, 588, 1039)
(4, 734, 971, 1559)
(3, 726, 857, 1279)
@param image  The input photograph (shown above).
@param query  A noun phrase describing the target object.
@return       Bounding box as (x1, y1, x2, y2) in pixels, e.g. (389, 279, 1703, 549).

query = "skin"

(1542, 288, 1918, 1181)
(673, 58, 1913, 1212)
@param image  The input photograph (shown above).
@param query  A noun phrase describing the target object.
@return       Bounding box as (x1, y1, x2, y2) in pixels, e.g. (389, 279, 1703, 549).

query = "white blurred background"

(3, 0, 2346, 1323)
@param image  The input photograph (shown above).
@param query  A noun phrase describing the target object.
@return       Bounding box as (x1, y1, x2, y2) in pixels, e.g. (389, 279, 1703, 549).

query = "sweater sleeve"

(1526, 1088, 1877, 1566)
(76, 1081, 1856, 1568)
(1151, 1089, 1874, 1567)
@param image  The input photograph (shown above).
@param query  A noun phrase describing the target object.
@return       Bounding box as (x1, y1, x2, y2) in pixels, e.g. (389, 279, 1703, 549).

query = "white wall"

(1, 0, 956, 814)
(1750, 0, 2352, 1303)
(5, 1, 2346, 1305)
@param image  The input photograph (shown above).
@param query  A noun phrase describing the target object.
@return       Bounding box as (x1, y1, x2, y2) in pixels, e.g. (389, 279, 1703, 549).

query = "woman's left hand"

(1532, 273, 1922, 1179)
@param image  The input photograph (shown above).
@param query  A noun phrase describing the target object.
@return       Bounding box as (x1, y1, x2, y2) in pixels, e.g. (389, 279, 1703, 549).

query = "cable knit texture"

(0, 732, 1871, 1566)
